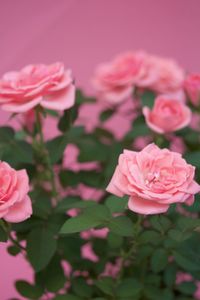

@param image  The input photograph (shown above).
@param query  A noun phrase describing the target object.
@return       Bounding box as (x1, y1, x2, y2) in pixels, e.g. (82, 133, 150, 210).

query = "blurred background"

(0, 0, 200, 298)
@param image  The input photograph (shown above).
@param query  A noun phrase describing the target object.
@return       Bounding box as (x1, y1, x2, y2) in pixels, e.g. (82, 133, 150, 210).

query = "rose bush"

(0, 54, 200, 300)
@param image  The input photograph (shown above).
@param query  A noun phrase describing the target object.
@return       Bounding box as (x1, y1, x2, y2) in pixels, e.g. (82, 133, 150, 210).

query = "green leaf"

(150, 215, 171, 233)
(58, 107, 78, 133)
(164, 264, 177, 287)
(31, 189, 52, 218)
(60, 205, 111, 234)
(15, 280, 43, 299)
(72, 277, 93, 297)
(7, 245, 21, 256)
(56, 197, 96, 213)
(95, 277, 114, 296)
(105, 195, 128, 213)
(76, 89, 95, 105)
(78, 137, 109, 162)
(176, 282, 196, 295)
(107, 232, 123, 248)
(27, 228, 57, 272)
(116, 278, 142, 297)
(59, 170, 104, 189)
(184, 151, 200, 168)
(53, 295, 82, 300)
(0, 220, 8, 242)
(139, 230, 161, 245)
(43, 256, 66, 292)
(168, 229, 192, 242)
(141, 90, 155, 108)
(151, 248, 168, 273)
(108, 216, 134, 237)
(100, 109, 114, 122)
(46, 134, 68, 164)
(125, 123, 150, 140)
(173, 251, 200, 271)
(177, 217, 200, 231)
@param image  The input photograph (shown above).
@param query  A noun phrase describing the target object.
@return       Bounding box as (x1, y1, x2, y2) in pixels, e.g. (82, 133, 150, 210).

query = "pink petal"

(41, 84, 75, 110)
(3, 195, 32, 223)
(143, 107, 165, 134)
(48, 70, 73, 92)
(1, 96, 42, 112)
(128, 195, 169, 215)
(106, 166, 128, 197)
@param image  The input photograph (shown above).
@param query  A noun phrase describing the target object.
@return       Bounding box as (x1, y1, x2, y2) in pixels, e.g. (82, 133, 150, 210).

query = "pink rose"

(0, 62, 75, 112)
(92, 52, 144, 104)
(0, 162, 32, 222)
(184, 74, 200, 106)
(143, 96, 191, 133)
(147, 55, 185, 94)
(106, 144, 200, 215)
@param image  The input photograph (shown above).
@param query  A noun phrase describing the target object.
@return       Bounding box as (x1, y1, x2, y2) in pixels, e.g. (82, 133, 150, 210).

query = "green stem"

(35, 107, 58, 200)
(117, 215, 143, 282)
(8, 232, 26, 251)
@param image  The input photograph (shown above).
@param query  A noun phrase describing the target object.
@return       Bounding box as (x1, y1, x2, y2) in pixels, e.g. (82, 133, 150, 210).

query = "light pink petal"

(185, 195, 195, 206)
(0, 191, 20, 212)
(143, 107, 165, 134)
(3, 195, 32, 223)
(41, 84, 75, 110)
(100, 85, 133, 104)
(128, 195, 169, 215)
(179, 180, 200, 194)
(106, 166, 128, 197)
(1, 96, 42, 112)
(48, 70, 73, 92)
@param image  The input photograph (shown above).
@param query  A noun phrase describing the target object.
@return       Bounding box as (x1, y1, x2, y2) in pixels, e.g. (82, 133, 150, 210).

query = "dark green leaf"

(108, 216, 134, 237)
(151, 248, 168, 273)
(95, 277, 114, 296)
(141, 90, 155, 108)
(27, 228, 57, 272)
(60, 205, 111, 234)
(116, 278, 142, 297)
(72, 277, 93, 297)
(100, 109, 114, 122)
(15, 280, 43, 299)
(105, 195, 128, 213)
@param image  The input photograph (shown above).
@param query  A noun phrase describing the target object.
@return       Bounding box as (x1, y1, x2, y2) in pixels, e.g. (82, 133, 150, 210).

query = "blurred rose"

(184, 74, 200, 106)
(92, 52, 144, 104)
(148, 55, 185, 94)
(0, 62, 75, 112)
(106, 144, 200, 215)
(143, 96, 191, 133)
(0, 162, 32, 222)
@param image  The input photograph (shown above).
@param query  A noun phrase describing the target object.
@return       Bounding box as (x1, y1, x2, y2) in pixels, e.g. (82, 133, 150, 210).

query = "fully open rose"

(143, 96, 191, 133)
(0, 162, 32, 222)
(106, 144, 200, 214)
(92, 52, 144, 103)
(0, 62, 75, 112)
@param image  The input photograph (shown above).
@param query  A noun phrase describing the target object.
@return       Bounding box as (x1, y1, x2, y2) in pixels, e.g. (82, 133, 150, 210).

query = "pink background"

(1, 0, 200, 298)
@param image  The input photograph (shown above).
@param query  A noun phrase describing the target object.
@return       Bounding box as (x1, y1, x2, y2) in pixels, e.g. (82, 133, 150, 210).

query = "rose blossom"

(92, 52, 144, 104)
(146, 55, 185, 94)
(0, 62, 75, 112)
(106, 144, 200, 215)
(143, 96, 191, 133)
(0, 162, 32, 222)
(184, 74, 200, 106)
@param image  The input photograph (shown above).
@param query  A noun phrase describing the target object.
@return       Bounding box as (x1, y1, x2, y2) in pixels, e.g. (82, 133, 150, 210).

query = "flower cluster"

(0, 53, 200, 300)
